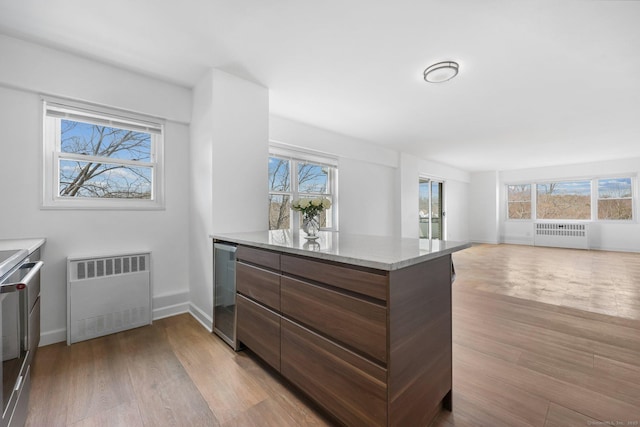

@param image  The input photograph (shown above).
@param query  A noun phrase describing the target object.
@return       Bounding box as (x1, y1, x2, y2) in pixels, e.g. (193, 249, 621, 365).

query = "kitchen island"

(212, 231, 470, 427)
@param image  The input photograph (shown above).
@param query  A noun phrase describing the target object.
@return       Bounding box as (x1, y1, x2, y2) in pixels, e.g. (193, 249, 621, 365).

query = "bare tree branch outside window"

(598, 178, 633, 220)
(59, 120, 153, 199)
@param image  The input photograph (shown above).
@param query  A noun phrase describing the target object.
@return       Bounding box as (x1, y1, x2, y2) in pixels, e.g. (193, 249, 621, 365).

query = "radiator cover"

(67, 252, 151, 345)
(534, 223, 589, 249)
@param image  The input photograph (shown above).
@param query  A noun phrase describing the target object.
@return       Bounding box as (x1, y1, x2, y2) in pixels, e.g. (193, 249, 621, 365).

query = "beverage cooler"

(213, 242, 238, 350)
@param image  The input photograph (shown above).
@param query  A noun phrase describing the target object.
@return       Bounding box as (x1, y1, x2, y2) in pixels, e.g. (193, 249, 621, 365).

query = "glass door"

(419, 178, 444, 239)
(213, 242, 237, 349)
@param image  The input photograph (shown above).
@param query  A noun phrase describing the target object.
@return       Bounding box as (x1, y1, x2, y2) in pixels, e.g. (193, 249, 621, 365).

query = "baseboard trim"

(40, 328, 67, 347)
(189, 302, 213, 332)
(152, 290, 190, 320)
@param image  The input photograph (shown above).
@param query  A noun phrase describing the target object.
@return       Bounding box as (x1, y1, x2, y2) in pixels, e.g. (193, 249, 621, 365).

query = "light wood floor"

(27, 245, 640, 426)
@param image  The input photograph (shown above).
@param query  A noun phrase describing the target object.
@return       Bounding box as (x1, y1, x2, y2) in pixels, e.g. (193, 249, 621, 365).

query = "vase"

(302, 216, 320, 239)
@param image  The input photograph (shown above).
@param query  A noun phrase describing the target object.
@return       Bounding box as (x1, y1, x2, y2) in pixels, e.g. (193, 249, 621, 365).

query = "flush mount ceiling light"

(423, 61, 459, 83)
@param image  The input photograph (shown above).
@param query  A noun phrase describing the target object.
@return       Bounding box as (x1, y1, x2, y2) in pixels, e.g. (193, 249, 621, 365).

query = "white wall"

(399, 152, 471, 240)
(338, 158, 397, 236)
(270, 116, 400, 237)
(268, 118, 472, 241)
(0, 35, 192, 345)
(189, 69, 269, 328)
(469, 171, 500, 244)
(499, 157, 640, 252)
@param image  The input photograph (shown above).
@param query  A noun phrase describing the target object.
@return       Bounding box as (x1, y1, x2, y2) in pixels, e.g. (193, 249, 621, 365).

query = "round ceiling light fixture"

(423, 61, 459, 83)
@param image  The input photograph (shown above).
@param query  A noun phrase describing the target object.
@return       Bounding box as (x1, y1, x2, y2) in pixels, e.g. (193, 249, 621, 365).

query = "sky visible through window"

(598, 177, 632, 197)
(58, 119, 153, 198)
(61, 120, 151, 161)
(537, 181, 590, 195)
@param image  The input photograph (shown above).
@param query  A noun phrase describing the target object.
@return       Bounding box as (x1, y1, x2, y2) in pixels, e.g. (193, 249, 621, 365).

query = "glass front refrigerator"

(213, 241, 238, 350)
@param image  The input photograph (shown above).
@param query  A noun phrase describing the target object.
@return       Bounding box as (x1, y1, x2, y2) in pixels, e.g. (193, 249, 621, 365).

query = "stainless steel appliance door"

(1, 260, 43, 426)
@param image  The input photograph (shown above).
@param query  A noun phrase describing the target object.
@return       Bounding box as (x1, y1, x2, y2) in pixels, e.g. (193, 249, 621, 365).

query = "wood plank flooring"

(27, 244, 640, 426)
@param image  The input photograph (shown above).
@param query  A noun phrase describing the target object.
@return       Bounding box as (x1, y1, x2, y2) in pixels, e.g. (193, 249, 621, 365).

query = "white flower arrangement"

(291, 197, 332, 218)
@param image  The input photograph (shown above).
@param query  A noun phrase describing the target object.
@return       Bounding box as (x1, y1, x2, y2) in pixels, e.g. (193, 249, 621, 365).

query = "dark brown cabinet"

(280, 275, 387, 363)
(281, 319, 387, 427)
(235, 245, 453, 427)
(236, 262, 280, 310)
(236, 294, 281, 371)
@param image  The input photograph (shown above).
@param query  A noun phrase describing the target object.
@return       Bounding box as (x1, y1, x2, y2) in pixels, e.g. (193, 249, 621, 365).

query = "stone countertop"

(0, 238, 46, 254)
(211, 231, 470, 271)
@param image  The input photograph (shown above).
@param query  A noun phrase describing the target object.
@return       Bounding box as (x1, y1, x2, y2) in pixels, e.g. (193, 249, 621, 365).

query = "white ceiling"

(1, 1, 639, 172)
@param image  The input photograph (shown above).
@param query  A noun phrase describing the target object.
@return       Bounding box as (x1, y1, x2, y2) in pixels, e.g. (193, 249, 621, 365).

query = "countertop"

(0, 238, 46, 254)
(212, 231, 470, 271)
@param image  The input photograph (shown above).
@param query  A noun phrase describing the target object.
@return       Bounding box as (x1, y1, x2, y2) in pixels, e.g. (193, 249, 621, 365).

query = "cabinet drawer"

(281, 276, 387, 363)
(237, 262, 280, 310)
(237, 246, 280, 271)
(281, 319, 387, 427)
(281, 255, 388, 301)
(237, 294, 281, 371)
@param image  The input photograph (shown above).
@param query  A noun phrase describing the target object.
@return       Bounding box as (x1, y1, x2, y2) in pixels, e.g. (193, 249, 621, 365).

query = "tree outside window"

(43, 98, 164, 209)
(59, 120, 153, 199)
(536, 181, 591, 220)
(598, 178, 633, 220)
(507, 184, 531, 219)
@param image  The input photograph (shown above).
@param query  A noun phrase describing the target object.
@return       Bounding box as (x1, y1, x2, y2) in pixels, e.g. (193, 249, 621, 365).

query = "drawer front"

(236, 294, 281, 371)
(281, 319, 387, 427)
(281, 255, 388, 301)
(237, 246, 280, 271)
(28, 297, 41, 364)
(281, 276, 387, 363)
(237, 262, 281, 310)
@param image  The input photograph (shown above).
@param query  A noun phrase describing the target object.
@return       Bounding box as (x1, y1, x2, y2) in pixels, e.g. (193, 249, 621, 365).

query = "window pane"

(269, 194, 291, 230)
(508, 185, 531, 202)
(61, 120, 151, 161)
(598, 199, 632, 220)
(298, 163, 328, 194)
(536, 181, 591, 220)
(598, 178, 632, 198)
(507, 184, 531, 219)
(598, 178, 633, 220)
(268, 157, 290, 192)
(419, 180, 429, 217)
(59, 160, 152, 199)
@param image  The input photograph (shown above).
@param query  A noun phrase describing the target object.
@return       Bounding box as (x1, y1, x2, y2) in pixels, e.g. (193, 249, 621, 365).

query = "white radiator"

(534, 223, 589, 250)
(67, 252, 151, 345)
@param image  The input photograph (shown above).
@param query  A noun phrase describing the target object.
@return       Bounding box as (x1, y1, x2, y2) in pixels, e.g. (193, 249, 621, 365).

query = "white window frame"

(269, 142, 338, 232)
(534, 179, 592, 221)
(505, 175, 636, 223)
(506, 184, 533, 221)
(595, 176, 636, 222)
(41, 97, 165, 210)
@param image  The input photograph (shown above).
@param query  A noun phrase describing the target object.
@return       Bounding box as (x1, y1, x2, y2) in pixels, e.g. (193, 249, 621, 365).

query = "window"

(268, 146, 337, 231)
(506, 176, 635, 222)
(507, 184, 531, 219)
(43, 98, 164, 209)
(598, 178, 633, 220)
(536, 180, 591, 220)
